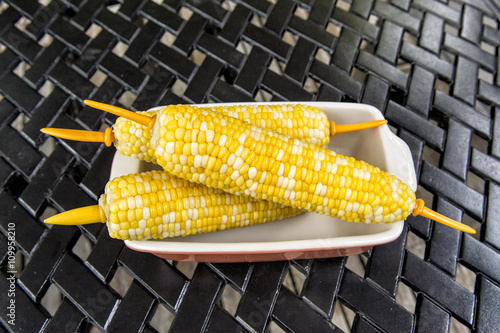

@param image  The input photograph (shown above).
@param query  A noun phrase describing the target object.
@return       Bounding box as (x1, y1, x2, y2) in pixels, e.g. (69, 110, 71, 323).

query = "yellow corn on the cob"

(113, 104, 330, 163)
(150, 105, 417, 225)
(49, 170, 301, 240)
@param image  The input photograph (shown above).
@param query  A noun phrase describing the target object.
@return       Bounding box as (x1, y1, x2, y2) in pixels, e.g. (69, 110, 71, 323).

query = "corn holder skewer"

(41, 119, 388, 147)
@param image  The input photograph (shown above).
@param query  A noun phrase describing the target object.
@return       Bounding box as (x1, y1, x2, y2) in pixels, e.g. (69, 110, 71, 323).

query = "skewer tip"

(412, 199, 476, 234)
(44, 205, 106, 225)
(84, 100, 156, 130)
(330, 119, 388, 136)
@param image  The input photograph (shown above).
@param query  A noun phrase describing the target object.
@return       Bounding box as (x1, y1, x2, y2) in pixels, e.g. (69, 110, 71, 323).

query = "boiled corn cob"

(113, 104, 331, 163)
(42, 103, 387, 164)
(45, 170, 302, 240)
(150, 105, 414, 224)
(136, 105, 472, 233)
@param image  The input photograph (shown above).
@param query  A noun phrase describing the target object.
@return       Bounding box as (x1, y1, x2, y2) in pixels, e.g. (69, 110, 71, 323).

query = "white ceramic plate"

(112, 102, 416, 262)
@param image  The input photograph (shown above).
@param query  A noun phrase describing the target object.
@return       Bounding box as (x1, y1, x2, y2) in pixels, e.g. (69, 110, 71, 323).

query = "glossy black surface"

(1, 0, 499, 331)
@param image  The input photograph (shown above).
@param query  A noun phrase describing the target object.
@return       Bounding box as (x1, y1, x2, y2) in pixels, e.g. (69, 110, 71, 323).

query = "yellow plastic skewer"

(331, 120, 387, 136)
(412, 199, 475, 234)
(44, 206, 106, 225)
(84, 100, 157, 130)
(41, 120, 390, 145)
(41, 127, 115, 146)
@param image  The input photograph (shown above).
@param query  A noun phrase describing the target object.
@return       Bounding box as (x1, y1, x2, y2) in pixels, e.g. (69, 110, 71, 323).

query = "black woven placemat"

(1, 0, 499, 332)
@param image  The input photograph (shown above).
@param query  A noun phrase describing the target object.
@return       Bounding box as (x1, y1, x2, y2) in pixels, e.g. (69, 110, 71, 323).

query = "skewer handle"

(41, 127, 114, 146)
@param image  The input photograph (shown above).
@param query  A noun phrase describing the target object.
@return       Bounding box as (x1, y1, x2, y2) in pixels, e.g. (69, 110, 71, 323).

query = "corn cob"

(148, 105, 414, 224)
(143, 105, 473, 232)
(45, 170, 302, 240)
(113, 105, 331, 163)
(42, 103, 387, 164)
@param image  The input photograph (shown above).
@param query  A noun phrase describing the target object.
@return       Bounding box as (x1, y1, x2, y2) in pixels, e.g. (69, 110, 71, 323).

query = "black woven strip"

(0, 1, 499, 331)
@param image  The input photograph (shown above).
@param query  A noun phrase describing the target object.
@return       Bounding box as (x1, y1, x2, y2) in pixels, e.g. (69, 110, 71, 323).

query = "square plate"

(112, 102, 416, 262)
